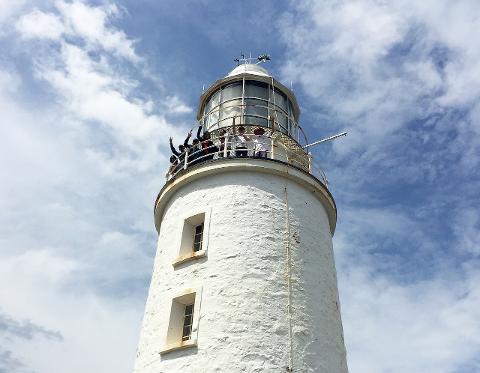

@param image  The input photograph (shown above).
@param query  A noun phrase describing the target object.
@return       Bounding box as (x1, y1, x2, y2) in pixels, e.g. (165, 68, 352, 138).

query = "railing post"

(269, 116, 275, 160)
(232, 117, 236, 154)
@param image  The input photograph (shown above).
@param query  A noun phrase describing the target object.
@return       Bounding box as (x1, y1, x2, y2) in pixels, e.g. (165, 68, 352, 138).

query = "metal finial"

(257, 54, 271, 63)
(234, 53, 271, 67)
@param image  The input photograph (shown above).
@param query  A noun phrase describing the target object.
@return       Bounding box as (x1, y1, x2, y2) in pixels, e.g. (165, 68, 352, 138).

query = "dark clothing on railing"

(201, 140, 218, 160)
(169, 137, 188, 170)
(183, 135, 202, 166)
(169, 140, 180, 157)
(196, 125, 218, 161)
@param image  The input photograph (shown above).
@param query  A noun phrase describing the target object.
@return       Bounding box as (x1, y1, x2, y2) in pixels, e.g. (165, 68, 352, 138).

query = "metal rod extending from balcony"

(303, 132, 347, 150)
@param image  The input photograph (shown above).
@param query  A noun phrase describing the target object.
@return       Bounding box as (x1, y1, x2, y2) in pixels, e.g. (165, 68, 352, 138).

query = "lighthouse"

(133, 57, 348, 372)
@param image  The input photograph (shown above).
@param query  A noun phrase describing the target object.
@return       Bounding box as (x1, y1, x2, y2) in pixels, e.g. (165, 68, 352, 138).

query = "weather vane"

(234, 52, 271, 66)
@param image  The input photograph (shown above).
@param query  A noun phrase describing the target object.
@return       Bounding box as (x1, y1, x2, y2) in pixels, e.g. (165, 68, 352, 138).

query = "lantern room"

(197, 62, 304, 144)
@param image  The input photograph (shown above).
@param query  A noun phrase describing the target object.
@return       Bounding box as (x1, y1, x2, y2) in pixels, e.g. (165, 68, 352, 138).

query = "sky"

(0, 0, 479, 372)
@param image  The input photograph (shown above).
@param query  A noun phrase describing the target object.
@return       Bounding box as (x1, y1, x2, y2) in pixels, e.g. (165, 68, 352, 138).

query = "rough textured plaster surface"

(133, 170, 348, 373)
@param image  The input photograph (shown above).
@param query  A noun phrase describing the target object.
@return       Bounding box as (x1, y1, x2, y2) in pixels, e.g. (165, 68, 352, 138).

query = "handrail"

(166, 125, 329, 188)
(199, 100, 308, 146)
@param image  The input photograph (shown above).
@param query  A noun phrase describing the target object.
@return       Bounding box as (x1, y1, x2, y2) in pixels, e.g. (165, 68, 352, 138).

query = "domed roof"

(227, 63, 271, 78)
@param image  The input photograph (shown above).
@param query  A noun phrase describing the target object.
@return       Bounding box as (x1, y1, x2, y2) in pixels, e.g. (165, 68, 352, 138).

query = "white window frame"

(172, 208, 211, 267)
(160, 286, 203, 355)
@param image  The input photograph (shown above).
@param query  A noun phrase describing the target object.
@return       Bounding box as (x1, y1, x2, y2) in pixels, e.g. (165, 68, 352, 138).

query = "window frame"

(172, 208, 211, 267)
(192, 223, 204, 252)
(181, 303, 195, 341)
(160, 287, 203, 355)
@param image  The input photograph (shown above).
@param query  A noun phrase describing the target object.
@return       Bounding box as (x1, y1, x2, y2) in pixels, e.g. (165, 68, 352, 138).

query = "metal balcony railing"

(166, 125, 328, 188)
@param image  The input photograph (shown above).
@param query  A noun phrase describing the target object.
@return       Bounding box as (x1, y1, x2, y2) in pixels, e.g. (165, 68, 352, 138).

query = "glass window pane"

(288, 101, 295, 119)
(270, 109, 288, 133)
(244, 80, 268, 99)
(244, 116, 268, 126)
(245, 98, 268, 118)
(220, 99, 242, 123)
(273, 90, 287, 111)
(211, 90, 221, 109)
(205, 110, 219, 130)
(205, 90, 221, 114)
(221, 83, 242, 102)
(182, 328, 191, 340)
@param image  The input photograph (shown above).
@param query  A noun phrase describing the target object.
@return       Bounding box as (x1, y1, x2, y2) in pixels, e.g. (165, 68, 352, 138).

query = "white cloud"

(279, 0, 480, 170)
(332, 202, 480, 373)
(0, 2, 193, 372)
(16, 1, 139, 62)
(16, 9, 64, 40)
(338, 262, 480, 373)
(14, 2, 189, 175)
(0, 250, 143, 373)
(56, 0, 139, 62)
(0, 0, 27, 26)
(164, 95, 193, 115)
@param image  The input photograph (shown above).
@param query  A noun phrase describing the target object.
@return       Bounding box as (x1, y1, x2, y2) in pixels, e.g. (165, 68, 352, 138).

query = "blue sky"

(1, 1, 479, 372)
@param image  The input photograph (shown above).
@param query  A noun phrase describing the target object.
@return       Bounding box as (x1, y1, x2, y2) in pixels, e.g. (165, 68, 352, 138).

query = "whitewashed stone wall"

(133, 168, 348, 373)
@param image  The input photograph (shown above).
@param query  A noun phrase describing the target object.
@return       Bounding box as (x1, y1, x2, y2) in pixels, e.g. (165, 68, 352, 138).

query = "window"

(182, 304, 194, 341)
(193, 223, 203, 252)
(244, 80, 269, 99)
(173, 210, 210, 267)
(221, 82, 242, 102)
(160, 288, 202, 355)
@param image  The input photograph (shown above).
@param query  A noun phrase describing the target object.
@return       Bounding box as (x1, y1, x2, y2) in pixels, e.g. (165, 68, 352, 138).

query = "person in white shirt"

(234, 126, 250, 157)
(253, 127, 271, 158)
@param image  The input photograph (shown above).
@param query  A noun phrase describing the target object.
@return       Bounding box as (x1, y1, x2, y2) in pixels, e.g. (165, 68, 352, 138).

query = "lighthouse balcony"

(166, 124, 328, 187)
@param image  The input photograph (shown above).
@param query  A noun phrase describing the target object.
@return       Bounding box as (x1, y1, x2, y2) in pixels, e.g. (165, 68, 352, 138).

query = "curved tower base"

(133, 160, 348, 373)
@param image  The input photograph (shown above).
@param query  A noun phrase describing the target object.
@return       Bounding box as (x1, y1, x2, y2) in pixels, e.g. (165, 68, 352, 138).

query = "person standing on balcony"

(253, 127, 271, 158)
(197, 125, 218, 161)
(166, 155, 179, 180)
(169, 136, 188, 169)
(169, 137, 186, 158)
(234, 126, 250, 157)
(184, 130, 202, 166)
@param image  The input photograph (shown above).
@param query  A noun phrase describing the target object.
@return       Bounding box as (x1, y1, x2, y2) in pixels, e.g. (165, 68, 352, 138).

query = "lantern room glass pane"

(271, 109, 288, 134)
(205, 90, 220, 114)
(244, 80, 269, 100)
(221, 83, 242, 102)
(219, 99, 242, 127)
(244, 98, 268, 127)
(204, 110, 219, 130)
(273, 90, 288, 111)
(244, 115, 268, 126)
(245, 98, 268, 118)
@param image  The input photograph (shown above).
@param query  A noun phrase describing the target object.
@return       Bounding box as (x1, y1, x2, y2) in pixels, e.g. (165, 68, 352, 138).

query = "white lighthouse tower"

(133, 57, 348, 372)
